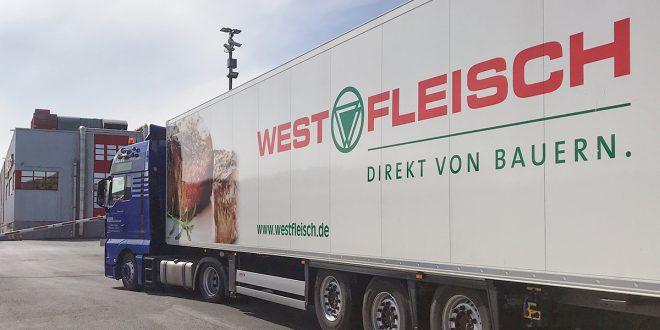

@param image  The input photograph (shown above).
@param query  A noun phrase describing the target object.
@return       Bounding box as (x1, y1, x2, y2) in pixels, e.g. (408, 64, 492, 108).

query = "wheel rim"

(442, 295, 483, 330)
(320, 276, 342, 322)
(202, 266, 221, 297)
(122, 259, 134, 282)
(371, 292, 400, 330)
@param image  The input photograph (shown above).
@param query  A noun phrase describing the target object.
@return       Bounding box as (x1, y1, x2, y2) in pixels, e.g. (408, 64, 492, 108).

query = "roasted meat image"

(166, 133, 181, 218)
(213, 149, 238, 244)
(167, 116, 213, 228)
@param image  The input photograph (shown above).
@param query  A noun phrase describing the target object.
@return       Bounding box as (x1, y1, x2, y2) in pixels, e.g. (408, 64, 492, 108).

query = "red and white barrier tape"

(0, 216, 105, 238)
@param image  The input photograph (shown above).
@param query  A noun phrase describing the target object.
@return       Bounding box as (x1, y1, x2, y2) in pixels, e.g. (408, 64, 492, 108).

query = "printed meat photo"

(213, 149, 238, 244)
(166, 115, 214, 240)
(166, 133, 181, 218)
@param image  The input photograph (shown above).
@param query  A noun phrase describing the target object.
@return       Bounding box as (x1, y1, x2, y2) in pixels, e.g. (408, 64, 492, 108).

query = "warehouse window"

(20, 171, 58, 190)
(95, 144, 105, 161)
(107, 145, 119, 161)
(95, 144, 124, 161)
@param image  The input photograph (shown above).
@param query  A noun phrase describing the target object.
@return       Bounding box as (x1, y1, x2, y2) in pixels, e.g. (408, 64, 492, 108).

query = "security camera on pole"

(220, 27, 242, 90)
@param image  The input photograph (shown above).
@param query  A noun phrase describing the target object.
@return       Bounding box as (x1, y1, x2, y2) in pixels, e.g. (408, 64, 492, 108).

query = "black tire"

(120, 252, 140, 291)
(362, 278, 412, 330)
(197, 262, 227, 303)
(314, 270, 355, 330)
(430, 287, 492, 330)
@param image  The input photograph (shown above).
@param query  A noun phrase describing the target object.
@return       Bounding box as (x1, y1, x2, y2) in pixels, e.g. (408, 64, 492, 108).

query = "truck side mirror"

(96, 179, 108, 209)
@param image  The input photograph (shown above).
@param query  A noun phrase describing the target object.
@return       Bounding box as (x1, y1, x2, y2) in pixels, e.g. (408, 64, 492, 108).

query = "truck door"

(106, 175, 143, 239)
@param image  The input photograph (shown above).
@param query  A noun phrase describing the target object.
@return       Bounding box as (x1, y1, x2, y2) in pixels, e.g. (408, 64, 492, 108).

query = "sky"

(0, 0, 406, 156)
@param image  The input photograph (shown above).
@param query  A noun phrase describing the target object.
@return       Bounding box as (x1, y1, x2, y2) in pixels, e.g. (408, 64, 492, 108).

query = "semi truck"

(95, 0, 660, 328)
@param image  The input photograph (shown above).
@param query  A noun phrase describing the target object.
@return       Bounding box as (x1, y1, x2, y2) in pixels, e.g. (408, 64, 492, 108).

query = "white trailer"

(102, 0, 660, 329)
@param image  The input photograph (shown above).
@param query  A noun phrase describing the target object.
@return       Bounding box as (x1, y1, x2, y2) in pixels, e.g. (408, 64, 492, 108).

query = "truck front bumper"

(104, 238, 151, 280)
(105, 261, 118, 279)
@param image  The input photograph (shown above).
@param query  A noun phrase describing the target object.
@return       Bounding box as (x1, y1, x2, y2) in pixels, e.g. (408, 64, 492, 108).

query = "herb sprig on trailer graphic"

(168, 206, 196, 241)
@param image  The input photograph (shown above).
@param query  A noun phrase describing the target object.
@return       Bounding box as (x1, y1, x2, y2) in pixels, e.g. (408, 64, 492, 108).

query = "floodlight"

(220, 26, 242, 90)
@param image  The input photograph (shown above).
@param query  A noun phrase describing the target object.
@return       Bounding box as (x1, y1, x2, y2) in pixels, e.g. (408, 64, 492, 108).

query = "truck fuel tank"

(159, 260, 194, 289)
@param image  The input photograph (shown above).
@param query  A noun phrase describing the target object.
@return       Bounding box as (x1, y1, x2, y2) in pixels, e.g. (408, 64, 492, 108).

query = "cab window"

(109, 175, 132, 206)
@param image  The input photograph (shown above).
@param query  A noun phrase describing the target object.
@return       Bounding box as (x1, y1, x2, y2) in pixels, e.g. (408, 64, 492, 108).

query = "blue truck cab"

(97, 125, 166, 289)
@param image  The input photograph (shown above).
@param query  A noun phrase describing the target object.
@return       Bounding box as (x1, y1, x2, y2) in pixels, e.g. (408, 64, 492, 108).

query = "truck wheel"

(430, 287, 491, 330)
(198, 262, 226, 303)
(120, 252, 140, 291)
(362, 278, 412, 330)
(314, 270, 354, 330)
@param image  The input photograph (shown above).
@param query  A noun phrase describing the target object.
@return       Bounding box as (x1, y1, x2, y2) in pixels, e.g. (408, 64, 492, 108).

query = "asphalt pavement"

(0, 240, 319, 330)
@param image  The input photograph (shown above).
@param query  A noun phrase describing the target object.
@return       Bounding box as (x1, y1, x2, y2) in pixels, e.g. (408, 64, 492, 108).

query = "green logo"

(331, 86, 364, 153)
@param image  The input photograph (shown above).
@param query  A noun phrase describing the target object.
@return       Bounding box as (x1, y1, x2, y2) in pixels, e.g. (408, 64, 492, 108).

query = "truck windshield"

(109, 175, 132, 206)
(110, 161, 132, 174)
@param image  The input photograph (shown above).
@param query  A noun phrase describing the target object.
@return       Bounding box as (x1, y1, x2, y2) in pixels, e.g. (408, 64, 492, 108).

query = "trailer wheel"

(314, 270, 355, 329)
(198, 262, 226, 303)
(430, 287, 491, 330)
(362, 278, 412, 330)
(120, 252, 140, 291)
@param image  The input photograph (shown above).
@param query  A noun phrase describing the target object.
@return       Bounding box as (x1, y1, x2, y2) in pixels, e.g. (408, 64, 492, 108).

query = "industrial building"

(0, 109, 143, 238)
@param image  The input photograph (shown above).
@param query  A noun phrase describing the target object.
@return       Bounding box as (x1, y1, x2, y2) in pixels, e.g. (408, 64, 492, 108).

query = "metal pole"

(78, 126, 87, 238)
(221, 27, 241, 91)
(229, 50, 233, 90)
